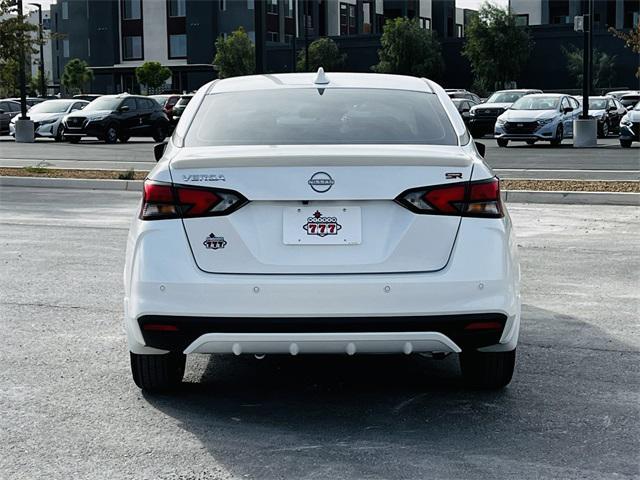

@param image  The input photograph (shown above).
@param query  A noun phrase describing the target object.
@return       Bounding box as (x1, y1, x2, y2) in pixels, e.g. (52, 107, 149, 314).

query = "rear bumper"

(124, 216, 521, 355)
(138, 313, 508, 353)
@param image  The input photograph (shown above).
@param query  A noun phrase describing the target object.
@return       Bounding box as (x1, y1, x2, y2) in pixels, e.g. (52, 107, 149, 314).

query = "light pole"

(15, 0, 35, 142)
(573, 0, 596, 148)
(28, 3, 46, 97)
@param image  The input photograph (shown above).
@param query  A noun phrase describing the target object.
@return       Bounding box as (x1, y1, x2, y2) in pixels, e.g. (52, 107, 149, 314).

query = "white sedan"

(9, 98, 88, 141)
(124, 71, 521, 392)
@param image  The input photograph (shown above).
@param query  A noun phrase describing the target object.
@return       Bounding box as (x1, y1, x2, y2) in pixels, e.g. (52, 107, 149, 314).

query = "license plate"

(283, 207, 361, 245)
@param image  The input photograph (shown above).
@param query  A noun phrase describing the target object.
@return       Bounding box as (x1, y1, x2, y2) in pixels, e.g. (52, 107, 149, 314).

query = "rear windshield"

(621, 96, 640, 107)
(185, 88, 457, 146)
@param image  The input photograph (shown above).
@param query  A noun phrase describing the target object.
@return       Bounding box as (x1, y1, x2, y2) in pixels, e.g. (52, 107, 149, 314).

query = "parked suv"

(62, 94, 170, 143)
(469, 89, 542, 138)
(577, 96, 625, 137)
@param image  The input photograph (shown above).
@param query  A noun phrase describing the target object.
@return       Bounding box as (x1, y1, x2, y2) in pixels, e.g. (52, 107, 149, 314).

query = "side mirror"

(0, 109, 5, 114)
(563, 107, 573, 114)
(154, 140, 168, 162)
(461, 108, 470, 113)
(475, 141, 486, 158)
(119, 105, 129, 112)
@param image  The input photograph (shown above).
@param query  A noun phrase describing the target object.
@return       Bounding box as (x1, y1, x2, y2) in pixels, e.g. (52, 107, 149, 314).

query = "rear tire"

(118, 134, 130, 143)
(496, 138, 509, 148)
(104, 125, 118, 144)
(460, 349, 515, 389)
(152, 123, 167, 143)
(130, 351, 186, 392)
(598, 121, 609, 138)
(550, 124, 563, 146)
(620, 139, 632, 148)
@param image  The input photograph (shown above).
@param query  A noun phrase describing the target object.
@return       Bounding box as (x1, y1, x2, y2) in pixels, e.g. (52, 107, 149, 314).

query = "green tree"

(0, 0, 39, 95)
(296, 37, 346, 72)
(213, 26, 255, 79)
(609, 26, 640, 78)
(563, 46, 617, 89)
(61, 58, 94, 94)
(462, 4, 532, 91)
(135, 61, 172, 93)
(28, 69, 49, 96)
(372, 17, 443, 78)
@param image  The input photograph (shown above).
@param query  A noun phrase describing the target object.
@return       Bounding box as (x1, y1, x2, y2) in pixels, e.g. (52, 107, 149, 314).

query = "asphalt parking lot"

(1, 186, 638, 480)
(0, 135, 639, 180)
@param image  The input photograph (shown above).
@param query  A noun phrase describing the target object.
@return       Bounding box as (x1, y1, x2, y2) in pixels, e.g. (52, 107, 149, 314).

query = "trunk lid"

(169, 145, 473, 275)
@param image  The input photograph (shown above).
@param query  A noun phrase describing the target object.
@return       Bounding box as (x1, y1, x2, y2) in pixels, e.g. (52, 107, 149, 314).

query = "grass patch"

(117, 168, 136, 180)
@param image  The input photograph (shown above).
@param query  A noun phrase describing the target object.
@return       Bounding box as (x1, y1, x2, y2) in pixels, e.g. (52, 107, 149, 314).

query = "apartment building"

(50, 0, 465, 94)
(509, 0, 639, 29)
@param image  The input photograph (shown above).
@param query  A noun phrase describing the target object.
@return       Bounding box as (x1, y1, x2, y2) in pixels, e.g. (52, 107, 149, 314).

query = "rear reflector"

(396, 177, 503, 218)
(140, 181, 248, 220)
(464, 321, 503, 331)
(142, 324, 179, 332)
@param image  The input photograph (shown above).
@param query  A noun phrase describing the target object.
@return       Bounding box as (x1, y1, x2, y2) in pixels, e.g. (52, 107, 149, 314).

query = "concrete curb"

(1, 176, 638, 206)
(0, 176, 143, 191)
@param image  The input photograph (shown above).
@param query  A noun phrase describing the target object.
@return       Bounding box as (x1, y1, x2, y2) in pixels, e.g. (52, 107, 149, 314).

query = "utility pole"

(29, 3, 46, 97)
(254, 0, 265, 74)
(581, 0, 592, 119)
(17, 0, 28, 119)
(304, 0, 309, 71)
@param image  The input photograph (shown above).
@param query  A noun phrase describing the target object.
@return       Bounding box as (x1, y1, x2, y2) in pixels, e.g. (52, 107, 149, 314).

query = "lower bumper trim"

(184, 332, 462, 355)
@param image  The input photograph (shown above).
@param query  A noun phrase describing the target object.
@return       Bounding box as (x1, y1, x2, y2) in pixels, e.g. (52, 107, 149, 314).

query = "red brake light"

(396, 177, 503, 218)
(140, 181, 247, 220)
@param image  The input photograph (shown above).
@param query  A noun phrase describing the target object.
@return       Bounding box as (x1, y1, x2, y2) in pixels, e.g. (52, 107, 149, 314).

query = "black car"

(451, 98, 478, 127)
(577, 96, 626, 137)
(0, 99, 21, 134)
(62, 94, 170, 143)
(170, 94, 193, 125)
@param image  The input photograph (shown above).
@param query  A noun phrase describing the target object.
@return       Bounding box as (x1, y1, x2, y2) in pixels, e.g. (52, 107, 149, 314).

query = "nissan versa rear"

(124, 72, 520, 391)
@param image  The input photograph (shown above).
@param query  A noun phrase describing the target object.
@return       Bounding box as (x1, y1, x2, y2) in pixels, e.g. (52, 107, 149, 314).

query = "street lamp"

(14, 0, 35, 142)
(28, 2, 46, 97)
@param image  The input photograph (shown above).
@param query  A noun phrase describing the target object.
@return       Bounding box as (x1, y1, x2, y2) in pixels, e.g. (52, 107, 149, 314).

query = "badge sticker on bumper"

(203, 233, 227, 250)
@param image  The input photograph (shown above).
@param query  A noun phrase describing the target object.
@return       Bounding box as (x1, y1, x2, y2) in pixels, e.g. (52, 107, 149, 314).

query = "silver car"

(9, 99, 88, 141)
(494, 94, 582, 147)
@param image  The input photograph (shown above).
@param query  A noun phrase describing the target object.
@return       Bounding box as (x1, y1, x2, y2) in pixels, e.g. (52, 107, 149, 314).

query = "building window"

(62, 1, 68, 20)
(456, 24, 463, 37)
(514, 14, 529, 26)
(284, 0, 293, 18)
(219, 0, 226, 12)
(267, 31, 279, 42)
(169, 34, 186, 58)
(123, 35, 142, 59)
(284, 33, 294, 43)
(63, 38, 69, 57)
(247, 0, 254, 10)
(87, 38, 91, 56)
(123, 0, 141, 20)
(340, 3, 356, 35)
(168, 0, 186, 17)
(362, 1, 373, 33)
(420, 17, 431, 29)
(267, 0, 278, 15)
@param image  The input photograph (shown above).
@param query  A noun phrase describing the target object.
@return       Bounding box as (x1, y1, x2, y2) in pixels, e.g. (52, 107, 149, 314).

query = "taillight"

(140, 181, 248, 220)
(396, 177, 503, 218)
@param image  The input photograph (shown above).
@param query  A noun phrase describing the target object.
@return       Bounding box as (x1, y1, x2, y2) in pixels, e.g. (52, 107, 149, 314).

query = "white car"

(9, 98, 88, 141)
(124, 71, 521, 392)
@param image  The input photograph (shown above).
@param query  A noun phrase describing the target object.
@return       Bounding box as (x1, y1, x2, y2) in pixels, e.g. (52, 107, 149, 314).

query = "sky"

(34, 0, 510, 13)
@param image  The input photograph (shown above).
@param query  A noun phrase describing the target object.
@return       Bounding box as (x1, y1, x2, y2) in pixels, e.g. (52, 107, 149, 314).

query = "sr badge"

(303, 210, 342, 237)
(203, 233, 227, 250)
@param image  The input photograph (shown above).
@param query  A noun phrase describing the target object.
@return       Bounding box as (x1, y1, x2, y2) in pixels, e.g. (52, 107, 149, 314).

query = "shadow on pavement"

(142, 305, 639, 479)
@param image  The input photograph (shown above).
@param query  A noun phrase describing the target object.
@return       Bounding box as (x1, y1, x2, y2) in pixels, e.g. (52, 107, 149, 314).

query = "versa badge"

(203, 233, 227, 250)
(303, 210, 342, 237)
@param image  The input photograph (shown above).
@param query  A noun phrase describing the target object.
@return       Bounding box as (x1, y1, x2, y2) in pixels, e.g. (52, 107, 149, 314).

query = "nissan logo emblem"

(308, 172, 334, 193)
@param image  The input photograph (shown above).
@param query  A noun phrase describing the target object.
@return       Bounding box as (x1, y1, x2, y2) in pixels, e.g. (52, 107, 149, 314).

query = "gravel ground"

(1, 168, 639, 192)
